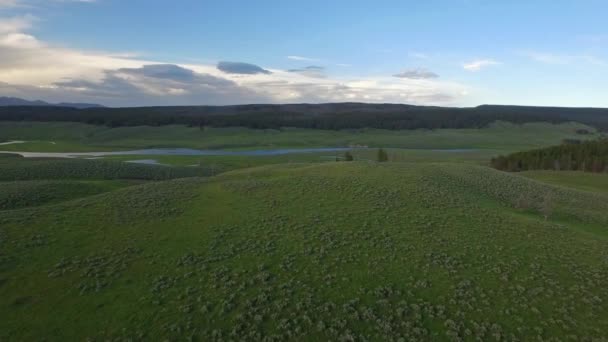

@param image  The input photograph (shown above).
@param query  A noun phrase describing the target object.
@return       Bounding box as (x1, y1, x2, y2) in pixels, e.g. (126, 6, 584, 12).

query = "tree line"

(491, 139, 608, 173)
(2, 104, 608, 130)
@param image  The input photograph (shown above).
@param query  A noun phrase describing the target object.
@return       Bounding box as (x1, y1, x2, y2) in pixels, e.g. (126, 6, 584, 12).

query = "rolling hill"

(1, 161, 607, 340)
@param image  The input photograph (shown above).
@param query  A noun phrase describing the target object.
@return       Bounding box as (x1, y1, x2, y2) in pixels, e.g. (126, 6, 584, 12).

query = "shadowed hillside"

(2, 103, 608, 130)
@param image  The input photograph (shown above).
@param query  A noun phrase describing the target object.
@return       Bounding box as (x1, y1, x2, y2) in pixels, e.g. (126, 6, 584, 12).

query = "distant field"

(0, 121, 597, 153)
(0, 154, 210, 180)
(521, 170, 608, 194)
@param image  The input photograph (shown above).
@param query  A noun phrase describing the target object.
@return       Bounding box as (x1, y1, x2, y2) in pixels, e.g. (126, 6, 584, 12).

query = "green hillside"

(1, 162, 607, 340)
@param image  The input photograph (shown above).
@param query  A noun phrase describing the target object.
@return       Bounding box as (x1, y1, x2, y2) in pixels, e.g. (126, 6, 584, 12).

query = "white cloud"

(0, 0, 97, 8)
(0, 0, 19, 8)
(0, 16, 470, 106)
(522, 51, 606, 66)
(0, 15, 34, 33)
(463, 59, 500, 72)
(287, 55, 319, 62)
(394, 68, 439, 79)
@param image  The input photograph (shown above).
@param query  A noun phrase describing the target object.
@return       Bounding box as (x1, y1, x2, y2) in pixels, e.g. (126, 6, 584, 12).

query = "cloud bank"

(393, 68, 439, 79)
(0, 15, 469, 106)
(287, 66, 326, 78)
(217, 61, 272, 75)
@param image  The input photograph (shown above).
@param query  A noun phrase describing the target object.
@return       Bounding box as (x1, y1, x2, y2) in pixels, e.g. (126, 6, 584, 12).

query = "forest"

(491, 138, 608, 172)
(2, 103, 608, 130)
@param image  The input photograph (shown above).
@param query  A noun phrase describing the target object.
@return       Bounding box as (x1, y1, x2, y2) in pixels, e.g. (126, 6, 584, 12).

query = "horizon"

(1, 1, 607, 107)
(3, 96, 608, 110)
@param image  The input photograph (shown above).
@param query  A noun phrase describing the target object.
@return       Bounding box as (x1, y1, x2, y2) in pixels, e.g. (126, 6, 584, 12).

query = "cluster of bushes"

(491, 139, 608, 173)
(2, 104, 608, 130)
(0, 180, 112, 210)
(340, 148, 388, 162)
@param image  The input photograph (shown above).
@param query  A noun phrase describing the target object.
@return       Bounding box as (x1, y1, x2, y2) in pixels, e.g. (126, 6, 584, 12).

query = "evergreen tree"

(344, 151, 354, 161)
(492, 138, 608, 173)
(377, 148, 389, 162)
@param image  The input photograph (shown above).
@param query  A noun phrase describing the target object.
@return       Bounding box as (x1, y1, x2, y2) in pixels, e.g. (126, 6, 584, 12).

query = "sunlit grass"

(1, 161, 607, 340)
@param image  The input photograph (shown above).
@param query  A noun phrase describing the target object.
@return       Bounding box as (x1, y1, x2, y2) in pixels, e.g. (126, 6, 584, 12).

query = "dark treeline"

(2, 103, 608, 130)
(492, 139, 608, 173)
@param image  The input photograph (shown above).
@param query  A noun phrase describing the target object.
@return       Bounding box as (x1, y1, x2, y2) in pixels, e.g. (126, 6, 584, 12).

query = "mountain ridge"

(0, 97, 103, 109)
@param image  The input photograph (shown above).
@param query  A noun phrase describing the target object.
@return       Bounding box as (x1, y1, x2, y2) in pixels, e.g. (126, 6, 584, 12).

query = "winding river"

(0, 147, 356, 158)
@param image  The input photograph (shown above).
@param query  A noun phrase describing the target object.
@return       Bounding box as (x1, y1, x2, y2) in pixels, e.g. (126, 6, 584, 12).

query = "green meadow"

(1, 121, 607, 340)
(0, 121, 597, 153)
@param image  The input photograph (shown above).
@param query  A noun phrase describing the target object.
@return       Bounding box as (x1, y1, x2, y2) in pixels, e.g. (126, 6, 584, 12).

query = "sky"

(0, 0, 607, 107)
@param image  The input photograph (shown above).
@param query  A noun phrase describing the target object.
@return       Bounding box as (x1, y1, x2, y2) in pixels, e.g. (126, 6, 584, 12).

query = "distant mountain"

(0, 97, 49, 106)
(56, 102, 105, 109)
(0, 97, 103, 109)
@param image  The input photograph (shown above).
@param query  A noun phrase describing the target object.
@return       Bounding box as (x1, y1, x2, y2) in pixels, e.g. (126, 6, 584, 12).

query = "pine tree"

(377, 148, 389, 162)
(344, 151, 354, 161)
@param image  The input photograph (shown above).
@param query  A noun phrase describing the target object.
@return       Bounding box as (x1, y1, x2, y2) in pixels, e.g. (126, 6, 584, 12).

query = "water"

(0, 140, 25, 146)
(0, 147, 354, 158)
(430, 149, 479, 153)
(125, 159, 167, 166)
(0, 147, 480, 159)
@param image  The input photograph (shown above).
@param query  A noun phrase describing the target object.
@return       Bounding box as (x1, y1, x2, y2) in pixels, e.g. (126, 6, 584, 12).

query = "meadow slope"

(1, 162, 607, 341)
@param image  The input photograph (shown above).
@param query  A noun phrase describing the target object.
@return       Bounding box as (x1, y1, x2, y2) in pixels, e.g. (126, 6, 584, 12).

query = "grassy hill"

(1, 162, 607, 340)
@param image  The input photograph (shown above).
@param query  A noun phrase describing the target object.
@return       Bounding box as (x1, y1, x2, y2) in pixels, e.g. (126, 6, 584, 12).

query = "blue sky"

(0, 0, 607, 107)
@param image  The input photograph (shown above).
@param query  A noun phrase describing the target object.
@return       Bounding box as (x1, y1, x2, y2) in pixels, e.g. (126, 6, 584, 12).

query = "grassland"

(0, 155, 210, 181)
(1, 160, 607, 341)
(0, 121, 598, 152)
(0, 120, 597, 172)
(521, 170, 608, 194)
(0, 180, 139, 210)
(1, 120, 607, 340)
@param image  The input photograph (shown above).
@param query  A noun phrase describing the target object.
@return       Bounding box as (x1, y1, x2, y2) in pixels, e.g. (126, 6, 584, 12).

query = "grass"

(520, 170, 608, 194)
(0, 121, 598, 152)
(0, 120, 594, 171)
(1, 122, 606, 340)
(1, 161, 607, 340)
(0, 180, 141, 210)
(0, 155, 210, 181)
